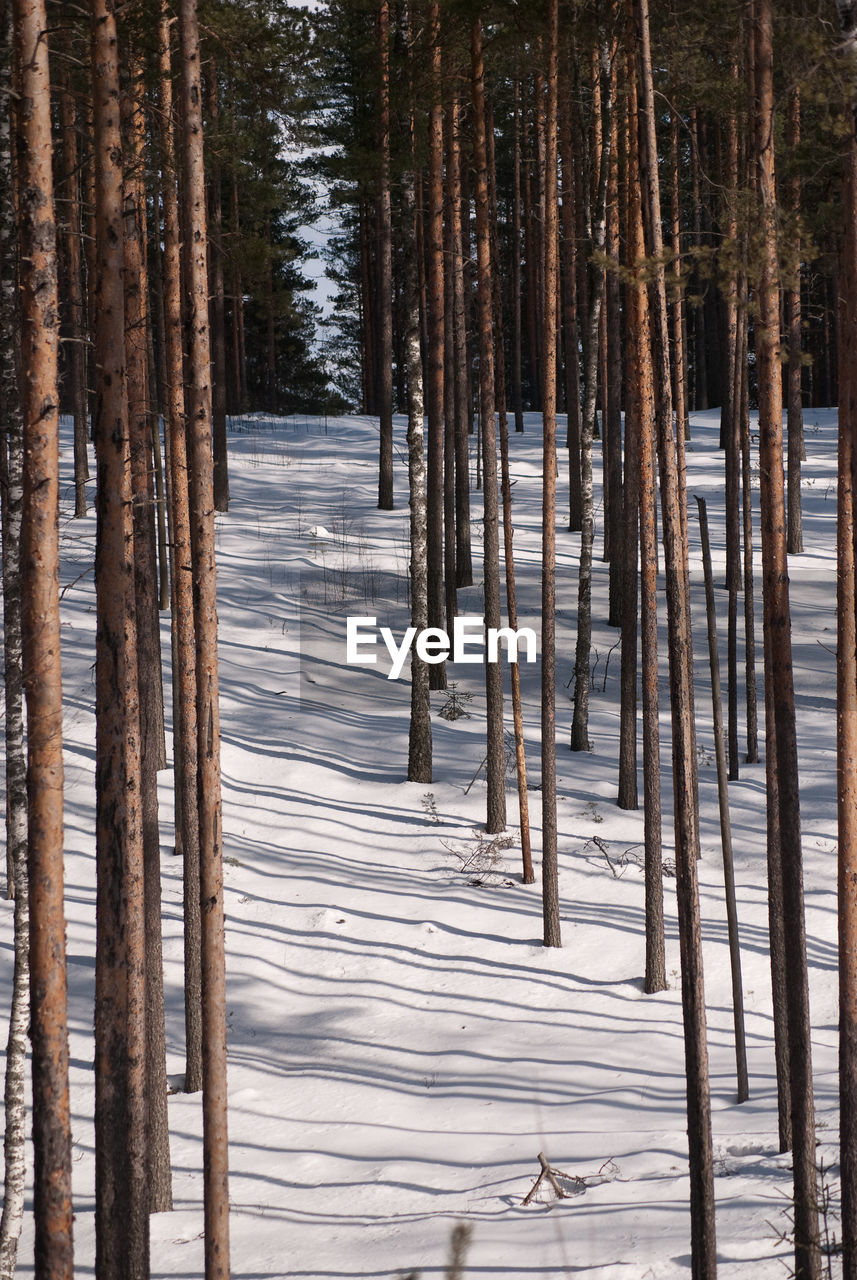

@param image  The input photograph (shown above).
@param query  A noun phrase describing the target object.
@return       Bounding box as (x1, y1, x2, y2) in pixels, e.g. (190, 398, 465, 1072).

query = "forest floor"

(0, 406, 843, 1277)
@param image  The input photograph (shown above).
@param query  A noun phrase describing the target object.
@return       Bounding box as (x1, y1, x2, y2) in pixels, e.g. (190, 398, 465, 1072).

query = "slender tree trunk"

(786, 87, 803, 555)
(122, 51, 172, 1215)
(377, 0, 394, 509)
(670, 105, 688, 444)
(559, 62, 582, 529)
(0, 12, 29, 1262)
(512, 78, 524, 433)
(753, 2, 820, 1272)
(740, 303, 759, 763)
(838, 14, 857, 1269)
(697, 497, 750, 1103)
(626, 48, 665, 990)
(207, 63, 229, 513)
(636, 2, 715, 1271)
(472, 17, 506, 835)
(425, 2, 445, 687)
(604, 67, 623, 628)
(571, 35, 611, 753)
(158, 0, 203, 1095)
(90, 0, 148, 1272)
(15, 0, 74, 1271)
(403, 152, 431, 783)
(724, 77, 741, 783)
(541, 0, 561, 944)
(442, 61, 457, 629)
(448, 90, 473, 588)
(61, 69, 90, 518)
(179, 0, 231, 1270)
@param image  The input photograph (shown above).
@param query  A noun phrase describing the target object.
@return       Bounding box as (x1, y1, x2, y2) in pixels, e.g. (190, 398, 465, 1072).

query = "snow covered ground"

(0, 405, 843, 1277)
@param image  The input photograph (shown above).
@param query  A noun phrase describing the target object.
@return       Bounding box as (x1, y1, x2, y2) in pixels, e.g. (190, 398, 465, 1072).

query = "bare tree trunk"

(604, 66, 623, 628)
(559, 62, 582, 529)
(697, 497, 749, 1104)
(90, 3, 149, 1273)
(207, 63, 229, 513)
(377, 0, 394, 510)
(837, 14, 857, 1276)
(837, 13, 857, 1267)
(60, 68, 90, 518)
(786, 87, 803, 555)
(636, 2, 715, 1270)
(0, 11, 29, 1262)
(753, 2, 820, 1272)
(122, 51, 172, 1215)
(512, 78, 524, 433)
(15, 0, 74, 1272)
(158, 0, 203, 1095)
(472, 17, 506, 835)
(724, 75, 741, 784)
(670, 105, 688, 444)
(179, 0, 231, 1267)
(571, 34, 611, 753)
(740, 304, 759, 763)
(442, 57, 457, 630)
(626, 49, 665, 991)
(541, 0, 561, 945)
(449, 90, 473, 587)
(403, 139, 431, 784)
(425, 3, 445, 691)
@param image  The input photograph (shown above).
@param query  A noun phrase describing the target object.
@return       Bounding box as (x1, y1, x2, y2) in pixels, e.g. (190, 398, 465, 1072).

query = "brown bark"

(753, 1, 820, 1272)
(838, 19, 857, 1268)
(636, 1, 715, 1270)
(90, 0, 148, 1272)
(14, 0, 74, 1270)
(377, 0, 394, 509)
(448, 90, 473, 588)
(207, 64, 230, 513)
(158, 0, 203, 1095)
(122, 50, 172, 1215)
(472, 17, 506, 836)
(559, 63, 582, 529)
(541, 0, 561, 944)
(425, 3, 445, 684)
(60, 70, 89, 518)
(786, 88, 803, 555)
(179, 0, 231, 1268)
(603, 63, 623, 628)
(512, 78, 524, 433)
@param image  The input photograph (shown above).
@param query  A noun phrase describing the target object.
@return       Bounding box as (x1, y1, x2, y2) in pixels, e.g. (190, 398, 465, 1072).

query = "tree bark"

(541, 0, 561, 944)
(786, 87, 803, 555)
(60, 69, 90, 518)
(158, 0, 203, 1095)
(179, 0, 232, 1269)
(0, 10, 29, 1264)
(377, 0, 394, 509)
(207, 63, 230, 513)
(753, 2, 820, 1272)
(425, 3, 446, 689)
(15, 0, 74, 1272)
(90, 0, 148, 1272)
(636, 2, 716, 1270)
(472, 17, 506, 836)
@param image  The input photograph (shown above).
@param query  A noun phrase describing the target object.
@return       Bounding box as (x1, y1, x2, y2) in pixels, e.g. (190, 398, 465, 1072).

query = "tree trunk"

(16, 0, 75, 1271)
(0, 11, 30, 1263)
(403, 151, 431, 784)
(158, 0, 203, 1096)
(837, 11, 857, 1266)
(559, 61, 582, 530)
(472, 17, 506, 836)
(122, 51, 172, 1215)
(512, 78, 524, 433)
(90, 0, 148, 1272)
(448, 90, 473, 588)
(179, 0, 232, 1269)
(571, 35, 611, 754)
(377, 0, 394, 509)
(425, 3, 445, 688)
(541, 0, 561, 944)
(626, 48, 665, 991)
(207, 63, 230, 513)
(604, 67, 623, 628)
(786, 87, 803, 555)
(60, 69, 90, 518)
(636, 2, 716, 1271)
(753, 1, 820, 1272)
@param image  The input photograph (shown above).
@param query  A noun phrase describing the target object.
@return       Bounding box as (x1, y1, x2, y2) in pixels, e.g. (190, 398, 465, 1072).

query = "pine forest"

(3, 0, 857, 1276)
